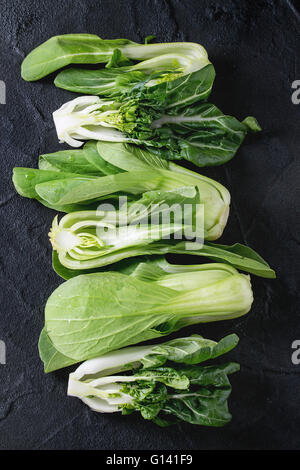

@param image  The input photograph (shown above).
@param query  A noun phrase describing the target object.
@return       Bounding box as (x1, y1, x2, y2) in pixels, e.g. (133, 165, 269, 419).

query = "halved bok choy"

(67, 333, 240, 427)
(52, 95, 260, 167)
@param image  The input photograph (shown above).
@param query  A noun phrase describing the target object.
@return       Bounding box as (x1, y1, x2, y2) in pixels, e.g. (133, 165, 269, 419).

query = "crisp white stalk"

(72, 344, 154, 380)
(53, 96, 129, 147)
(120, 42, 209, 71)
(163, 274, 253, 321)
(80, 397, 119, 413)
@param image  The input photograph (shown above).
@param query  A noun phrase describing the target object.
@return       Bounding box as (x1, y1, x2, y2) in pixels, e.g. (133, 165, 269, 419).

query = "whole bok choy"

(67, 334, 240, 427)
(21, 34, 210, 82)
(39, 257, 253, 371)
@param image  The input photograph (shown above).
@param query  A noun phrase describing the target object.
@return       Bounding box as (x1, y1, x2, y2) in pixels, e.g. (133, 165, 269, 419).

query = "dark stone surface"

(0, 0, 300, 450)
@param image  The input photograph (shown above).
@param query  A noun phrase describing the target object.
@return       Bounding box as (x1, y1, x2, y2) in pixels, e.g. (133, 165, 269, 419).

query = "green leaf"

(136, 240, 275, 278)
(50, 230, 274, 278)
(133, 367, 189, 390)
(51, 92, 258, 168)
(52, 251, 103, 280)
(22, 35, 209, 82)
(144, 35, 156, 45)
(67, 341, 239, 427)
(21, 34, 137, 81)
(162, 385, 232, 427)
(39, 141, 120, 176)
(105, 48, 134, 68)
(141, 334, 239, 368)
(45, 271, 177, 362)
(131, 65, 216, 109)
(35, 169, 162, 206)
(158, 362, 240, 426)
(48, 186, 203, 272)
(242, 116, 262, 131)
(130, 383, 167, 420)
(96, 141, 230, 241)
(55, 67, 147, 97)
(146, 101, 260, 167)
(38, 328, 76, 373)
(178, 362, 240, 387)
(12, 167, 88, 199)
(97, 141, 170, 171)
(52, 250, 149, 280)
(199, 242, 276, 278)
(139, 402, 163, 420)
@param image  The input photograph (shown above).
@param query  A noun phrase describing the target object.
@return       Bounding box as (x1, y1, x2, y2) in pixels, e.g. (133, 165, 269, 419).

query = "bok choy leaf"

(54, 63, 215, 108)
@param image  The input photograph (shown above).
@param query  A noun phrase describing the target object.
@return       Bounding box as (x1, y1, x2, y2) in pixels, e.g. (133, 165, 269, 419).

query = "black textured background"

(0, 0, 300, 450)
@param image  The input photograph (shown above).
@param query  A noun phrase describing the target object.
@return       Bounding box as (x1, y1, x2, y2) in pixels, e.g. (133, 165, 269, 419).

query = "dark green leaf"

(141, 334, 239, 368)
(177, 362, 240, 387)
(162, 385, 232, 427)
(144, 102, 260, 167)
(133, 367, 189, 389)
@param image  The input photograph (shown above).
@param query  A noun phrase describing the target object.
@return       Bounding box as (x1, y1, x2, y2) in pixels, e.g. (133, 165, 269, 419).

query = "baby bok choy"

(67, 334, 240, 427)
(49, 190, 274, 279)
(40, 257, 253, 371)
(52, 94, 260, 167)
(21, 34, 209, 82)
(48, 186, 205, 271)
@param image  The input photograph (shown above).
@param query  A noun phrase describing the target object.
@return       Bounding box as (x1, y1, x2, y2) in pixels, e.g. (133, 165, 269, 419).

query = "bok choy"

(40, 257, 253, 370)
(67, 334, 240, 426)
(52, 95, 260, 167)
(21, 34, 209, 82)
(49, 200, 275, 278)
(49, 186, 205, 270)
